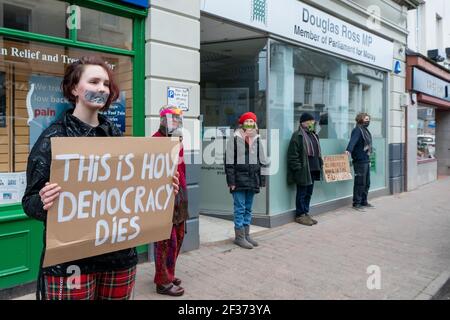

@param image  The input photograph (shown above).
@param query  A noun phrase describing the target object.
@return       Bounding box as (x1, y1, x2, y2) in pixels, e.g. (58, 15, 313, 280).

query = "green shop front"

(0, 0, 147, 293)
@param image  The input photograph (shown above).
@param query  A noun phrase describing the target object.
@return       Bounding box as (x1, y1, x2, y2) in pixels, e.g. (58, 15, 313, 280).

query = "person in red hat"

(224, 112, 266, 249)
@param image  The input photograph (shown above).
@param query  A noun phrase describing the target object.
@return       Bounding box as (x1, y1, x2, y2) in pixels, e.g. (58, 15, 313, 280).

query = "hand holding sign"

(40, 182, 62, 211)
(173, 171, 179, 195)
(44, 137, 180, 267)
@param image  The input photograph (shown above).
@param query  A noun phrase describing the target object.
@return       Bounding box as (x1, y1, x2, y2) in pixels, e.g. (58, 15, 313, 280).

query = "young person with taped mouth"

(22, 56, 180, 300)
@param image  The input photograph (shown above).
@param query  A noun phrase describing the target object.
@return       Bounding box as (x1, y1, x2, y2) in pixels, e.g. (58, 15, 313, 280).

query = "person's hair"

(62, 56, 119, 111)
(355, 112, 370, 124)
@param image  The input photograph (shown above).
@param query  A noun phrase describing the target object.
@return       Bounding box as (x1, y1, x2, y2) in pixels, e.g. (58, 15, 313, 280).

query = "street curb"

(199, 224, 285, 247)
(414, 270, 450, 300)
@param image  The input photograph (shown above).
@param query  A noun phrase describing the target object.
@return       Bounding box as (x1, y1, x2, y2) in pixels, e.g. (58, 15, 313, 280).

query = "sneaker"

(306, 214, 318, 225)
(295, 215, 314, 226)
(362, 203, 375, 209)
(352, 204, 366, 212)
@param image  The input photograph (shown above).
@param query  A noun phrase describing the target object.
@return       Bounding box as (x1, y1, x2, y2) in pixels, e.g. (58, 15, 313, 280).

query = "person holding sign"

(287, 113, 323, 226)
(151, 106, 188, 297)
(225, 112, 266, 249)
(346, 112, 374, 211)
(22, 56, 180, 300)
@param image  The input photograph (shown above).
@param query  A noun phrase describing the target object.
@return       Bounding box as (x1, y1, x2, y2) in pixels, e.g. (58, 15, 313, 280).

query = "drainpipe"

(416, 4, 420, 52)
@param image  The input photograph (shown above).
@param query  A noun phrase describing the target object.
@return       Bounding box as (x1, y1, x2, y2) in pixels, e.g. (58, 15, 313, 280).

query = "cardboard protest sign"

(43, 137, 180, 267)
(323, 154, 353, 183)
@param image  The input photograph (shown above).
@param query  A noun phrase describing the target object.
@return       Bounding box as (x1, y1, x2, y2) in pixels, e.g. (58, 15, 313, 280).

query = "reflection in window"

(200, 38, 267, 129)
(3, 4, 31, 31)
(268, 40, 387, 214)
(0, 0, 68, 38)
(78, 7, 133, 50)
(417, 106, 435, 161)
(290, 46, 385, 139)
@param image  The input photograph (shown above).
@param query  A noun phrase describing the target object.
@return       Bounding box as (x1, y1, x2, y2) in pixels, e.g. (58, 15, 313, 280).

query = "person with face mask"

(151, 106, 188, 296)
(225, 112, 267, 249)
(346, 112, 374, 211)
(287, 113, 323, 226)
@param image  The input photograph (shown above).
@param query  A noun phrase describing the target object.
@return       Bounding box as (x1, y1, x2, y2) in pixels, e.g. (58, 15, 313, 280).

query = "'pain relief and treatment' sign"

(43, 137, 179, 267)
(201, 0, 394, 70)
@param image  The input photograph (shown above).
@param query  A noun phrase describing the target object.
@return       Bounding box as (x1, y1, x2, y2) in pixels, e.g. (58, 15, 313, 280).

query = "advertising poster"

(102, 91, 126, 132)
(0, 172, 27, 204)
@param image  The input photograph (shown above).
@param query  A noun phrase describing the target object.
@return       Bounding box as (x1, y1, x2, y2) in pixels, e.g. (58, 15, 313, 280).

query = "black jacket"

(22, 109, 138, 282)
(346, 126, 370, 163)
(224, 130, 266, 193)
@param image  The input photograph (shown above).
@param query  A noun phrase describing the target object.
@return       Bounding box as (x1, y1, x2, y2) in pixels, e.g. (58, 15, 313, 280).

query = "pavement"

(15, 177, 450, 300)
(198, 215, 268, 244)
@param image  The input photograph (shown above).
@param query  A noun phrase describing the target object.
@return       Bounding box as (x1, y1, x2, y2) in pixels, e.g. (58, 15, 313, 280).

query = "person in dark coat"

(287, 113, 323, 226)
(152, 106, 188, 297)
(346, 112, 374, 211)
(22, 56, 180, 300)
(224, 112, 266, 249)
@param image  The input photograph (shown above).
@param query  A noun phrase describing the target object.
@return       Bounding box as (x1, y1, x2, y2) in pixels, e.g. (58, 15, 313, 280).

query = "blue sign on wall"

(120, 0, 149, 8)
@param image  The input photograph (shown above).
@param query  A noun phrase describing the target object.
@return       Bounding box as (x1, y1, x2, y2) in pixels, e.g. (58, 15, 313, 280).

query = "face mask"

(242, 124, 256, 130)
(84, 90, 109, 105)
(306, 122, 315, 132)
(363, 121, 370, 128)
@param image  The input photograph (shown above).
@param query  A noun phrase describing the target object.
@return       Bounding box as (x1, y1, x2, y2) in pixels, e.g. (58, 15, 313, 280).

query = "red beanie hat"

(238, 112, 257, 124)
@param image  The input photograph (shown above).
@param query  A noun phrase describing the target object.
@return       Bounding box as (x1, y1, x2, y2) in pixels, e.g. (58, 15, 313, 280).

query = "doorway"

(199, 15, 268, 244)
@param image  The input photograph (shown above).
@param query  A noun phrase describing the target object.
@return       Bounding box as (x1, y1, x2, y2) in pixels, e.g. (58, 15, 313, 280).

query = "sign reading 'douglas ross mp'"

(201, 0, 394, 70)
(43, 137, 179, 267)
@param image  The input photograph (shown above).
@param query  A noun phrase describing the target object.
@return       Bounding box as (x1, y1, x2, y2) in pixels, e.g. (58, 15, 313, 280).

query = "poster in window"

(101, 91, 126, 132)
(27, 75, 72, 150)
(0, 172, 27, 204)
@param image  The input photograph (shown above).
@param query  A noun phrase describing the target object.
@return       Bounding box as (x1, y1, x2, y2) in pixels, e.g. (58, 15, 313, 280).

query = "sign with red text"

(43, 137, 179, 267)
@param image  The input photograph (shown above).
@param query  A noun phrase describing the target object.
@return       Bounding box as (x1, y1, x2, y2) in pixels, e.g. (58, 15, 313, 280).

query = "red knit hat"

(238, 112, 257, 124)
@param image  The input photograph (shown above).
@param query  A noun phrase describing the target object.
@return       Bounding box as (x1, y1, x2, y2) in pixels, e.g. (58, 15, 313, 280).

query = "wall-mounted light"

(394, 60, 402, 74)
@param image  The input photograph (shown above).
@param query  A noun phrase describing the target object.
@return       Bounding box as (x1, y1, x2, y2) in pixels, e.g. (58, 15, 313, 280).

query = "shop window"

(304, 77, 312, 106)
(3, 4, 31, 32)
(200, 38, 268, 215)
(78, 7, 132, 50)
(417, 106, 435, 161)
(0, 0, 69, 38)
(269, 41, 386, 214)
(0, 37, 133, 204)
